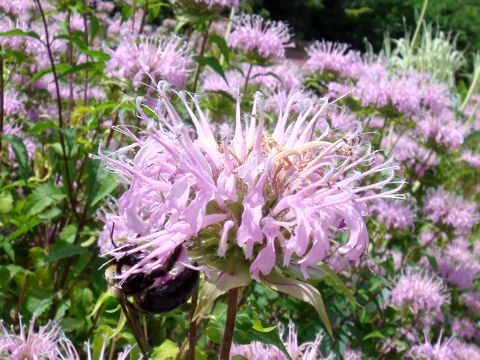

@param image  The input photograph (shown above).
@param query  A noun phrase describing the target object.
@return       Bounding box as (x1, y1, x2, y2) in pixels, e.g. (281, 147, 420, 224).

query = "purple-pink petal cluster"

(98, 85, 402, 282)
(228, 14, 292, 61)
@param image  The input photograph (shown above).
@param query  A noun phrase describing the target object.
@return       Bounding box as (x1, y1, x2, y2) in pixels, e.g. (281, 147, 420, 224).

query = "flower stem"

(187, 282, 199, 360)
(219, 287, 240, 360)
(192, 21, 212, 93)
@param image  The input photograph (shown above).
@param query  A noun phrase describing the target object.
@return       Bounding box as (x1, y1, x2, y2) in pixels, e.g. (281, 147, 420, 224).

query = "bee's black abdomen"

(135, 268, 199, 314)
(121, 273, 155, 295)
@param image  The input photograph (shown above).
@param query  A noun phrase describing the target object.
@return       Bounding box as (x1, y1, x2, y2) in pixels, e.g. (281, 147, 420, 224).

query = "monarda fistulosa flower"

(97, 83, 403, 324)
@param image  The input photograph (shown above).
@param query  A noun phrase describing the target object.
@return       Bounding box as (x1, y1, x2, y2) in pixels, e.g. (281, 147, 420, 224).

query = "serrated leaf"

(261, 267, 333, 339)
(193, 55, 228, 85)
(27, 183, 65, 215)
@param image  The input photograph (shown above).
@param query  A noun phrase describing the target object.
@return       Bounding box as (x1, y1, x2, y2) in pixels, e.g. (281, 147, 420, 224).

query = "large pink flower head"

(388, 268, 449, 315)
(0, 316, 78, 360)
(228, 14, 292, 62)
(106, 33, 192, 89)
(98, 83, 403, 283)
(305, 40, 361, 78)
(408, 332, 455, 360)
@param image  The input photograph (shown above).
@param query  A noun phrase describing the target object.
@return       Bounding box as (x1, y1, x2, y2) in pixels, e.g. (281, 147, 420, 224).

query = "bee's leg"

(149, 244, 183, 278)
(119, 291, 149, 358)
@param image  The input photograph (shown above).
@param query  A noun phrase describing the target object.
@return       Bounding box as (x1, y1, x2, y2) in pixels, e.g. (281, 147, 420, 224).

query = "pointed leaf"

(261, 267, 333, 338)
(193, 56, 228, 85)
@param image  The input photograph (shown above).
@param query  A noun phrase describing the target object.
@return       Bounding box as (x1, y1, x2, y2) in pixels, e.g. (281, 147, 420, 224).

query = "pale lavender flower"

(3, 88, 25, 117)
(460, 291, 480, 313)
(98, 84, 403, 282)
(230, 321, 330, 359)
(408, 333, 455, 360)
(106, 33, 192, 89)
(434, 239, 480, 289)
(451, 318, 477, 340)
(423, 188, 479, 235)
(389, 269, 448, 315)
(370, 199, 415, 230)
(461, 150, 480, 168)
(0, 316, 78, 360)
(228, 14, 292, 61)
(415, 110, 465, 151)
(305, 41, 360, 78)
(451, 340, 480, 360)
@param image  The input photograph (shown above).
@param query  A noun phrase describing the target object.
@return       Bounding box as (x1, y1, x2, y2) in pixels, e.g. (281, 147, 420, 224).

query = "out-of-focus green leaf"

(29, 120, 57, 134)
(363, 330, 387, 340)
(90, 14, 99, 41)
(27, 289, 54, 316)
(0, 29, 41, 41)
(0, 191, 13, 213)
(464, 130, 480, 145)
(58, 61, 105, 78)
(206, 326, 222, 344)
(209, 33, 230, 63)
(4, 134, 29, 182)
(193, 55, 228, 85)
(151, 340, 179, 360)
(35, 242, 86, 268)
(59, 224, 77, 243)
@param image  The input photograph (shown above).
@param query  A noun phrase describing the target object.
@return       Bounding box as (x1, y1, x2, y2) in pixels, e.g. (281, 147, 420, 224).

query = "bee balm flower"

(98, 83, 403, 282)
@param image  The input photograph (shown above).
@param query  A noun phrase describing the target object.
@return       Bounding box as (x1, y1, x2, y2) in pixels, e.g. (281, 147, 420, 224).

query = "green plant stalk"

(219, 287, 240, 360)
(461, 66, 480, 113)
(219, 6, 235, 66)
(403, 0, 429, 75)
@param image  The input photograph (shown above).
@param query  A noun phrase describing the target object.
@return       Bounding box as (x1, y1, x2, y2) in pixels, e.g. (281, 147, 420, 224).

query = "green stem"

(192, 21, 212, 93)
(403, 0, 428, 75)
(461, 66, 480, 113)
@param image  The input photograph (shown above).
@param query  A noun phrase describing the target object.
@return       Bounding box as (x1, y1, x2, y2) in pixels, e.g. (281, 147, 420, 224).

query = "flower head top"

(106, 33, 192, 89)
(0, 316, 78, 360)
(389, 268, 449, 315)
(228, 14, 292, 62)
(98, 83, 403, 282)
(305, 40, 360, 78)
(230, 321, 330, 360)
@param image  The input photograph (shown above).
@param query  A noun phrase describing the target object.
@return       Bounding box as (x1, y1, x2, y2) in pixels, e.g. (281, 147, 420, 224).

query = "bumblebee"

(105, 244, 199, 314)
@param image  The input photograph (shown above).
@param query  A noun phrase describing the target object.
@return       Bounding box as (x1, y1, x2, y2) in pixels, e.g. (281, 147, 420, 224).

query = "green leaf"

(29, 120, 57, 134)
(89, 14, 99, 41)
(27, 289, 54, 316)
(193, 56, 228, 85)
(464, 130, 480, 145)
(151, 340, 179, 360)
(86, 158, 118, 212)
(27, 184, 65, 216)
(25, 64, 71, 86)
(363, 330, 387, 340)
(3, 134, 29, 182)
(206, 326, 222, 344)
(121, 3, 133, 22)
(78, 48, 110, 61)
(0, 29, 42, 42)
(58, 61, 105, 78)
(193, 268, 251, 322)
(59, 224, 77, 243)
(0, 191, 13, 213)
(290, 262, 359, 307)
(261, 267, 333, 339)
(0, 48, 27, 64)
(53, 34, 86, 49)
(88, 291, 111, 318)
(209, 33, 230, 63)
(35, 242, 87, 268)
